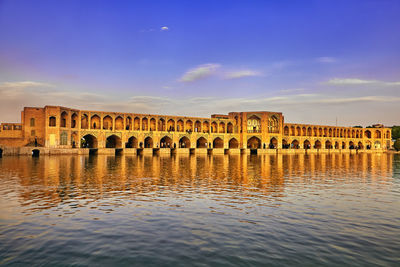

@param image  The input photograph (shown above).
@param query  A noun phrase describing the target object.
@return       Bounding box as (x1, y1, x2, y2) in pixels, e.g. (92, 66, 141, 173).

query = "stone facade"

(0, 106, 392, 153)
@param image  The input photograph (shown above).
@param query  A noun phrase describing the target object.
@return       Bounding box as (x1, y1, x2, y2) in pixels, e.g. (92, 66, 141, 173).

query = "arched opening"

(71, 133, 78, 148)
(167, 119, 175, 131)
(61, 111, 67, 127)
(81, 134, 97, 148)
(158, 118, 166, 131)
(203, 121, 210, 133)
(91, 115, 100, 129)
(103, 115, 113, 130)
(179, 136, 190, 148)
(142, 118, 149, 131)
(358, 141, 364, 149)
(307, 127, 312, 136)
(302, 127, 307, 136)
(247, 136, 261, 149)
(291, 140, 299, 149)
(227, 122, 233, 133)
(106, 135, 122, 148)
(349, 141, 355, 149)
(160, 136, 173, 148)
(126, 116, 132, 130)
(366, 141, 372, 149)
(194, 120, 201, 132)
(211, 122, 218, 133)
(126, 136, 138, 148)
(219, 122, 225, 133)
(229, 138, 239, 148)
(290, 126, 295, 136)
(325, 140, 332, 149)
(269, 137, 278, 149)
(144, 136, 153, 148)
(81, 114, 89, 129)
(314, 140, 322, 149)
(329, 129, 332, 137)
(296, 126, 301, 136)
(342, 141, 346, 149)
(213, 137, 224, 148)
(335, 141, 339, 149)
(304, 140, 311, 149)
(177, 120, 184, 132)
(268, 115, 279, 133)
(32, 149, 40, 157)
(134, 117, 140, 130)
(282, 139, 289, 149)
(374, 141, 381, 149)
(150, 118, 156, 131)
(284, 126, 289, 135)
(0, 148, 3, 158)
(197, 137, 207, 148)
(49, 116, 56, 127)
(115, 116, 124, 130)
(319, 128, 323, 136)
(186, 120, 193, 133)
(386, 130, 391, 139)
(313, 127, 318, 137)
(247, 115, 261, 133)
(375, 130, 381, 138)
(71, 113, 78, 128)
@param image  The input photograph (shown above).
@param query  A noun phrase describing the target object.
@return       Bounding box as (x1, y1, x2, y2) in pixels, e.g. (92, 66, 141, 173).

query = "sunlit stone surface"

(1, 153, 399, 265)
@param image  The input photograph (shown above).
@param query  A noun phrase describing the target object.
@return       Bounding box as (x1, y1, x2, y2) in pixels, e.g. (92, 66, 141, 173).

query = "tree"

(392, 126, 400, 140)
(394, 139, 400, 151)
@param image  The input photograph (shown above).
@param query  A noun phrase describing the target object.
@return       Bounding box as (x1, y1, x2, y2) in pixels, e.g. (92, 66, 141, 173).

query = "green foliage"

(392, 126, 400, 140)
(394, 139, 400, 151)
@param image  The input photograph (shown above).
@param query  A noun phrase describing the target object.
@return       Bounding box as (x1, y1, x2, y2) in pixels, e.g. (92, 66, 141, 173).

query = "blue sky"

(0, 0, 399, 126)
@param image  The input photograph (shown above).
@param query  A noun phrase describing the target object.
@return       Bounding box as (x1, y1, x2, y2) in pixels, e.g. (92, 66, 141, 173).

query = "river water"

(1, 153, 399, 266)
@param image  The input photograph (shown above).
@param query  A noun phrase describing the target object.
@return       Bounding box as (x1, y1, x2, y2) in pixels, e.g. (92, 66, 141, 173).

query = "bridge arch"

(106, 135, 122, 148)
(213, 137, 224, 148)
(160, 136, 172, 148)
(144, 136, 153, 148)
(247, 136, 261, 149)
(196, 137, 207, 148)
(229, 138, 239, 148)
(126, 136, 138, 148)
(81, 134, 97, 148)
(179, 136, 190, 148)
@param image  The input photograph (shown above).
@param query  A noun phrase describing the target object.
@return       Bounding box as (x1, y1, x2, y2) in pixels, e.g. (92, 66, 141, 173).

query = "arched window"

(268, 115, 279, 133)
(247, 115, 261, 133)
(49, 116, 56, 127)
(30, 118, 35, 127)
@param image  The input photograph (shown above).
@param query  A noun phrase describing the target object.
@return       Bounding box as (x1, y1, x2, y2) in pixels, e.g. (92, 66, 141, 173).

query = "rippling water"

(1, 153, 399, 266)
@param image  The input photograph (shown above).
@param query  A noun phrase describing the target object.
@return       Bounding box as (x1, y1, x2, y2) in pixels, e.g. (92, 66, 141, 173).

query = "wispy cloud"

(160, 26, 169, 31)
(179, 63, 220, 82)
(316, 57, 337, 63)
(1, 81, 53, 88)
(325, 78, 400, 86)
(224, 70, 262, 79)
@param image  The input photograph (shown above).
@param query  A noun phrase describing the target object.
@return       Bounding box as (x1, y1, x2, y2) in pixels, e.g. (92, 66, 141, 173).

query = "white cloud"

(1, 81, 53, 88)
(325, 78, 400, 86)
(224, 70, 262, 79)
(316, 57, 337, 63)
(161, 26, 169, 31)
(179, 63, 220, 82)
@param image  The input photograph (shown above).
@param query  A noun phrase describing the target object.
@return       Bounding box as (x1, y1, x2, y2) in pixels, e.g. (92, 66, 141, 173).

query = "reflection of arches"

(247, 136, 261, 149)
(314, 140, 321, 149)
(144, 136, 153, 148)
(196, 137, 207, 148)
(49, 116, 56, 127)
(126, 136, 138, 148)
(213, 137, 224, 148)
(229, 138, 239, 148)
(81, 134, 97, 148)
(291, 139, 299, 149)
(61, 111, 68, 127)
(106, 135, 122, 148)
(303, 140, 311, 149)
(269, 137, 278, 148)
(179, 136, 190, 148)
(160, 136, 172, 148)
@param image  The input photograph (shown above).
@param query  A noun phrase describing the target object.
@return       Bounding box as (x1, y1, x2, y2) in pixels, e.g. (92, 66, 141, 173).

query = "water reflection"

(0, 153, 399, 266)
(0, 153, 394, 212)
